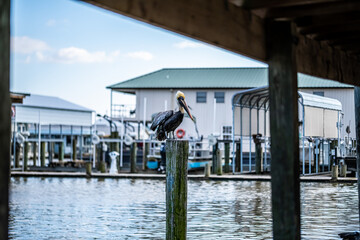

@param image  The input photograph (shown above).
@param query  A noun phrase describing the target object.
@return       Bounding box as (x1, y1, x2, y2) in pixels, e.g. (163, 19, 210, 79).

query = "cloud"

(174, 40, 203, 49)
(11, 36, 50, 54)
(37, 47, 120, 64)
(127, 51, 154, 61)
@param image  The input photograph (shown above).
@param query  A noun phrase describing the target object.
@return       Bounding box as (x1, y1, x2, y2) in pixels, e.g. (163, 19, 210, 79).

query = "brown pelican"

(150, 91, 194, 141)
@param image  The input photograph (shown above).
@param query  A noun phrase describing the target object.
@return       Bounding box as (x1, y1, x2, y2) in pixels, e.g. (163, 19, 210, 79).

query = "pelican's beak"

(179, 97, 194, 121)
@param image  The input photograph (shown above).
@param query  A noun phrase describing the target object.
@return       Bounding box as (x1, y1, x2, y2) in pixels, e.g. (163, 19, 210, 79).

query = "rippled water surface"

(9, 177, 358, 239)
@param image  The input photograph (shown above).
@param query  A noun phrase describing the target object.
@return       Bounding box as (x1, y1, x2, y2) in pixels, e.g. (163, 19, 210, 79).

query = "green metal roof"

(107, 68, 353, 90)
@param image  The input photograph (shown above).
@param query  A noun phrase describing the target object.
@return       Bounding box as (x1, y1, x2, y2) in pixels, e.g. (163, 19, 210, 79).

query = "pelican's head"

(176, 91, 194, 121)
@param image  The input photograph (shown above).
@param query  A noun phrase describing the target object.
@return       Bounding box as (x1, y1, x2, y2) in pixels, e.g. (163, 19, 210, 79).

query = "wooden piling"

(216, 148, 222, 175)
(255, 142, 263, 174)
(267, 20, 300, 239)
(332, 165, 338, 180)
(142, 142, 149, 171)
(0, 1, 10, 237)
(354, 86, 360, 224)
(59, 142, 64, 162)
(15, 143, 20, 168)
(24, 142, 29, 171)
(204, 163, 210, 177)
(72, 137, 77, 161)
(224, 142, 230, 173)
(340, 164, 347, 177)
(32, 142, 37, 166)
(85, 162, 92, 177)
(130, 142, 137, 173)
(235, 143, 240, 172)
(99, 161, 106, 173)
(166, 140, 188, 240)
(40, 142, 46, 167)
(212, 142, 218, 174)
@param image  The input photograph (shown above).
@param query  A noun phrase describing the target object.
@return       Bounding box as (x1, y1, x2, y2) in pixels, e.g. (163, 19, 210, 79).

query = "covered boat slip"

(232, 86, 342, 175)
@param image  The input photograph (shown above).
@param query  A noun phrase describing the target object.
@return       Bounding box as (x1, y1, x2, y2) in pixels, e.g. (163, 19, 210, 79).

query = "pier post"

(32, 142, 37, 166)
(216, 148, 222, 175)
(354, 86, 360, 224)
(267, 20, 300, 239)
(331, 165, 338, 180)
(235, 143, 240, 172)
(224, 142, 230, 173)
(59, 141, 64, 162)
(72, 137, 77, 161)
(212, 142, 218, 174)
(0, 1, 10, 238)
(24, 142, 29, 171)
(204, 163, 210, 177)
(15, 143, 20, 168)
(166, 140, 188, 240)
(40, 142, 46, 167)
(253, 134, 263, 174)
(85, 162, 92, 177)
(130, 142, 137, 173)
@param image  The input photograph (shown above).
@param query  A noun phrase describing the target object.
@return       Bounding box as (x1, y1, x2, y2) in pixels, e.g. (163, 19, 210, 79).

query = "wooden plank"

(82, 0, 266, 62)
(82, 0, 360, 85)
(166, 140, 188, 240)
(296, 34, 360, 85)
(0, 0, 10, 238)
(264, 1, 360, 20)
(354, 86, 360, 225)
(229, 0, 342, 9)
(266, 20, 300, 239)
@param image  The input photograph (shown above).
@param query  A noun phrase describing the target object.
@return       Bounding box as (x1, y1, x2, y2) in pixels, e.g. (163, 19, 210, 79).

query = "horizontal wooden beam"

(82, 0, 266, 62)
(229, 0, 341, 9)
(82, 0, 360, 86)
(299, 21, 360, 35)
(265, 1, 360, 20)
(295, 11, 360, 28)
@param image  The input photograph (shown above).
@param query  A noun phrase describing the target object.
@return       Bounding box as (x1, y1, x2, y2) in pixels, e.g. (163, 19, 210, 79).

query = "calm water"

(9, 177, 358, 240)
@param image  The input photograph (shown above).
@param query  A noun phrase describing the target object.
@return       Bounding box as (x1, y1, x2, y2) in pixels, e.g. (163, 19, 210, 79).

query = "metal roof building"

(108, 68, 353, 90)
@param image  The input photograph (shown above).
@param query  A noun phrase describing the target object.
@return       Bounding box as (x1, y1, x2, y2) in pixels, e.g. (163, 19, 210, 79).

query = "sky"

(10, 0, 266, 114)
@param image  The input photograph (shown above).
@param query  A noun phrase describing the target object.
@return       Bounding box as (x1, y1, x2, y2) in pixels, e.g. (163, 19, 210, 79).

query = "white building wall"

(15, 106, 93, 126)
(132, 88, 354, 139)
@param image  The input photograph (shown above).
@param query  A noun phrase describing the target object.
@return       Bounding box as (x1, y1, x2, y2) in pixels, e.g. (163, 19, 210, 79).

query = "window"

(222, 126, 232, 140)
(196, 92, 207, 103)
(313, 91, 324, 97)
(214, 92, 225, 103)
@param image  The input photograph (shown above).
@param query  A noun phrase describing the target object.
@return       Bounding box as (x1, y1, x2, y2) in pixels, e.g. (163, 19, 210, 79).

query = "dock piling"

(224, 142, 230, 173)
(130, 142, 137, 173)
(40, 142, 46, 167)
(23, 142, 29, 171)
(216, 148, 222, 175)
(204, 163, 210, 177)
(32, 142, 37, 166)
(85, 162, 92, 177)
(212, 142, 218, 174)
(166, 140, 188, 240)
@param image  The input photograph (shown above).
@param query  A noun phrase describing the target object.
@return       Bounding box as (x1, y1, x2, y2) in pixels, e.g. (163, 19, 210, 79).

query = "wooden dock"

(10, 171, 357, 183)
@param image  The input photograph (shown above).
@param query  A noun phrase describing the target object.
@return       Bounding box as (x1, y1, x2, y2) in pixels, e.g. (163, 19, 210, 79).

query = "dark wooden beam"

(266, 20, 300, 240)
(229, 0, 341, 9)
(82, 0, 360, 86)
(354, 87, 360, 226)
(0, 0, 10, 239)
(295, 11, 360, 28)
(264, 1, 360, 20)
(314, 30, 360, 41)
(299, 21, 360, 35)
(296, 34, 360, 85)
(82, 0, 266, 62)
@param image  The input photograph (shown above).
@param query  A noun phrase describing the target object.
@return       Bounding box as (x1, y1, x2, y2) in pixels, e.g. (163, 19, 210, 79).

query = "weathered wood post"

(85, 162, 92, 177)
(0, 2, 10, 237)
(72, 137, 77, 161)
(32, 142, 37, 166)
(224, 142, 230, 173)
(40, 141, 46, 167)
(267, 20, 300, 239)
(216, 148, 222, 175)
(15, 143, 20, 168)
(235, 142, 241, 172)
(166, 140, 188, 240)
(130, 142, 137, 173)
(59, 141, 64, 162)
(354, 86, 360, 224)
(23, 142, 29, 171)
(204, 163, 210, 177)
(253, 134, 263, 174)
(212, 142, 218, 174)
(332, 165, 339, 180)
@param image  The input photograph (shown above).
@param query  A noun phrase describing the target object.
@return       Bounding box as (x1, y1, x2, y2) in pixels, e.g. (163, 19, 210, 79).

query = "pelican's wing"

(150, 110, 173, 131)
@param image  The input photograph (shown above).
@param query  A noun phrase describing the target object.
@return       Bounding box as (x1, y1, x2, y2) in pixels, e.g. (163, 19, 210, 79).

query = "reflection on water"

(9, 177, 358, 239)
